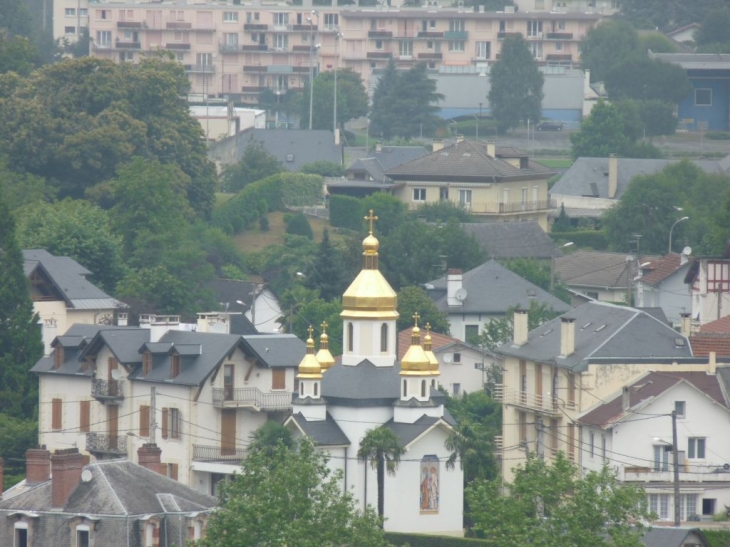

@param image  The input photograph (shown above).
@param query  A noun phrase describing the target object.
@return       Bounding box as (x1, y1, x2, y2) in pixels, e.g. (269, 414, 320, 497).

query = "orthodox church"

(285, 210, 464, 536)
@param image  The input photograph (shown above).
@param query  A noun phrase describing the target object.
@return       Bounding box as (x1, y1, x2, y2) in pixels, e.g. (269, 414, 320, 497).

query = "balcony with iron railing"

(86, 433, 127, 456)
(368, 30, 393, 38)
(166, 21, 192, 29)
(185, 64, 216, 73)
(212, 387, 292, 411)
(416, 31, 444, 39)
(193, 444, 247, 462)
(546, 32, 573, 40)
(444, 30, 468, 40)
(418, 52, 442, 60)
(92, 379, 124, 403)
(117, 21, 143, 29)
(493, 384, 574, 415)
(367, 51, 393, 59)
(114, 40, 141, 49)
(497, 31, 521, 39)
(244, 23, 269, 31)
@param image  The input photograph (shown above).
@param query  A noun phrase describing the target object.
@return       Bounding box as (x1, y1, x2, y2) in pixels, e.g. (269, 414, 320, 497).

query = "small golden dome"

(315, 322, 336, 372)
(297, 326, 322, 380)
(401, 313, 431, 376)
(424, 323, 440, 376)
(363, 233, 379, 253)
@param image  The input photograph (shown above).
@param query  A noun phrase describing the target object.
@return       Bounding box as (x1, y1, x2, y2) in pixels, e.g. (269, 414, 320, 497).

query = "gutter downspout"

(343, 447, 348, 496)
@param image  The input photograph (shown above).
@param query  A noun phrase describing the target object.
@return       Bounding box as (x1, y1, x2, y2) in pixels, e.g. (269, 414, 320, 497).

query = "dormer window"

(171, 354, 181, 378)
(54, 346, 65, 369)
(142, 351, 152, 376)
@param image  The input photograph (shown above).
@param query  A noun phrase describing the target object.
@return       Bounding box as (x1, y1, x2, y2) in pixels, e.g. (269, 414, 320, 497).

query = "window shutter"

(52, 398, 63, 430)
(161, 407, 169, 439)
(79, 401, 90, 432)
(170, 463, 179, 480)
(140, 405, 150, 437)
(272, 369, 285, 390)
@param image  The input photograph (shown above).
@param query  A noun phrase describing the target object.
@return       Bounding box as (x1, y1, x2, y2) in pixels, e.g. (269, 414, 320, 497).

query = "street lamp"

(550, 241, 574, 291)
(334, 32, 343, 138)
(668, 216, 689, 254)
(307, 11, 319, 130)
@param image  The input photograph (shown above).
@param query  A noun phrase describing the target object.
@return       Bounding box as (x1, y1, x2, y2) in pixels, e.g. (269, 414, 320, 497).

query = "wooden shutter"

(108, 405, 118, 438)
(221, 409, 236, 456)
(79, 401, 90, 432)
(168, 463, 179, 481)
(568, 372, 576, 406)
(161, 407, 169, 439)
(272, 369, 285, 390)
(140, 405, 150, 437)
(52, 398, 62, 430)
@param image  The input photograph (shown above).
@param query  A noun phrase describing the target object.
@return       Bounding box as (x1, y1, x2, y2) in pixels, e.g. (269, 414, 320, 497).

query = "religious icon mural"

(420, 455, 439, 513)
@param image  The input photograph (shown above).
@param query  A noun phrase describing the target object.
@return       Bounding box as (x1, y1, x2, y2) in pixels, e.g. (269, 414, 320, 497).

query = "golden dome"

(424, 322, 440, 376)
(315, 322, 336, 372)
(400, 314, 432, 376)
(363, 233, 379, 253)
(297, 327, 322, 380)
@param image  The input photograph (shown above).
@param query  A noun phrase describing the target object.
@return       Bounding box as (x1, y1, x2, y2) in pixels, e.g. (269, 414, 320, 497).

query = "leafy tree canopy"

(201, 439, 389, 547)
(570, 101, 630, 160)
(580, 20, 639, 83)
(695, 7, 730, 47)
(220, 139, 284, 193)
(0, 33, 37, 76)
(397, 286, 450, 334)
(619, 0, 726, 31)
(637, 33, 678, 54)
(300, 68, 369, 131)
(304, 229, 345, 301)
(467, 452, 650, 547)
(487, 34, 544, 133)
(300, 160, 345, 177)
(604, 56, 691, 104)
(502, 258, 570, 303)
(285, 212, 314, 240)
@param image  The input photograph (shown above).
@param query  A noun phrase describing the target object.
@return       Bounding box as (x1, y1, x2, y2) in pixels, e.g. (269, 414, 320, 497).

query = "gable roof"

(689, 333, 730, 357)
(580, 371, 727, 428)
(642, 528, 709, 547)
(23, 249, 125, 310)
(554, 251, 655, 290)
(460, 221, 558, 260)
(639, 253, 689, 286)
(385, 140, 552, 182)
(551, 157, 727, 201)
(396, 328, 487, 361)
(287, 412, 350, 446)
(427, 260, 570, 316)
(700, 315, 730, 333)
(346, 146, 430, 181)
(0, 459, 216, 515)
(239, 334, 306, 367)
(382, 415, 453, 448)
(31, 324, 119, 376)
(236, 129, 341, 172)
(496, 301, 694, 371)
(204, 278, 260, 334)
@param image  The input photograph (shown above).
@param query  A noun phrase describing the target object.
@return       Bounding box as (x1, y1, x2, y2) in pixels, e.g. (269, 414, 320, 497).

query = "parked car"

(537, 121, 564, 131)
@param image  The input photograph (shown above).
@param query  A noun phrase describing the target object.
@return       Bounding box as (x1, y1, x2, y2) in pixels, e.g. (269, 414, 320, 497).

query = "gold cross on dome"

(307, 325, 314, 338)
(412, 312, 420, 328)
(364, 209, 379, 235)
(425, 322, 432, 335)
(320, 321, 328, 334)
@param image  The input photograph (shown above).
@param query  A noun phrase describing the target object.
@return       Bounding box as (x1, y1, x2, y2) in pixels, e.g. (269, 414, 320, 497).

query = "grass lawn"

(535, 158, 573, 168)
(233, 211, 336, 253)
(215, 192, 235, 207)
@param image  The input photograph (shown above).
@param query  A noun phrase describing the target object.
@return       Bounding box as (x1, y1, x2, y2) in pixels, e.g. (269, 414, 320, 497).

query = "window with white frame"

(475, 41, 490, 59)
(96, 30, 112, 47)
(273, 34, 288, 50)
(273, 13, 288, 27)
(197, 53, 213, 65)
(695, 88, 712, 106)
(170, 408, 181, 439)
(413, 188, 426, 201)
(449, 20, 464, 32)
(224, 33, 238, 46)
(680, 494, 698, 520)
(399, 40, 413, 57)
(530, 42, 542, 59)
(223, 11, 238, 22)
(653, 445, 669, 471)
(527, 20, 542, 37)
(449, 41, 465, 52)
(458, 189, 472, 205)
(65, 8, 76, 16)
(79, 8, 87, 16)
(324, 13, 338, 30)
(688, 437, 706, 459)
(675, 401, 686, 418)
(648, 493, 670, 520)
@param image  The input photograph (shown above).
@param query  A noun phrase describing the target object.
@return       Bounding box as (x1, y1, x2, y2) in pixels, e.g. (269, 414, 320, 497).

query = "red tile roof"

(700, 315, 730, 334)
(397, 328, 460, 361)
(690, 333, 730, 357)
(640, 253, 683, 286)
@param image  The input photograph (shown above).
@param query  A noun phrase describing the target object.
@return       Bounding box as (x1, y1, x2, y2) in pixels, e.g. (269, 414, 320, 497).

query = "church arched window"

(314, 382, 318, 397)
(380, 323, 388, 352)
(403, 379, 407, 398)
(421, 380, 427, 398)
(347, 322, 354, 352)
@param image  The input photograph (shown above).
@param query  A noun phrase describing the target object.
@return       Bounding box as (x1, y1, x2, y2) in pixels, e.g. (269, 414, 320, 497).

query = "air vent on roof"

(527, 289, 536, 297)
(463, 153, 471, 157)
(286, 154, 295, 162)
(675, 337, 686, 347)
(540, 328, 553, 337)
(581, 322, 592, 330)
(594, 324, 607, 332)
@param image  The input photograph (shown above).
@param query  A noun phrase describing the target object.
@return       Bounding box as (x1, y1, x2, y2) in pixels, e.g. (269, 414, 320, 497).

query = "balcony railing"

(185, 64, 215, 73)
(193, 444, 247, 462)
(244, 23, 268, 31)
(167, 21, 191, 29)
(117, 21, 143, 29)
(367, 51, 392, 59)
(444, 31, 468, 40)
(212, 387, 292, 411)
(241, 44, 268, 52)
(546, 54, 573, 61)
(497, 31, 520, 39)
(417, 31, 443, 38)
(493, 384, 574, 414)
(619, 463, 729, 483)
(546, 32, 573, 40)
(115, 41, 141, 49)
(368, 30, 393, 38)
(418, 52, 442, 60)
(92, 379, 124, 402)
(166, 43, 191, 50)
(463, 199, 555, 215)
(86, 433, 127, 455)
(293, 24, 317, 31)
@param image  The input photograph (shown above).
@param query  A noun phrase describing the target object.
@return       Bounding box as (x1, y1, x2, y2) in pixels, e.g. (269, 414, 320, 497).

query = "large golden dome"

(297, 328, 322, 379)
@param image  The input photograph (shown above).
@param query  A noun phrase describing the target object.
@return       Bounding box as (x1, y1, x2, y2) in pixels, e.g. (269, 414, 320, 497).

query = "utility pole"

(672, 410, 680, 526)
(150, 386, 157, 444)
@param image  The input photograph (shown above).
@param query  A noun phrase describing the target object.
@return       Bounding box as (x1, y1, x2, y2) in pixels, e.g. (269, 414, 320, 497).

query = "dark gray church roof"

(289, 413, 351, 446)
(383, 415, 453, 447)
(322, 360, 402, 406)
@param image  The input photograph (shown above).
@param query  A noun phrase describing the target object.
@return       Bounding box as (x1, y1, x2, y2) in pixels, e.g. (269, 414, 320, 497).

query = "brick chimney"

(513, 309, 528, 346)
(446, 268, 464, 307)
(25, 447, 51, 485)
(51, 448, 84, 509)
(560, 317, 575, 357)
(486, 140, 496, 159)
(608, 154, 618, 199)
(138, 443, 163, 474)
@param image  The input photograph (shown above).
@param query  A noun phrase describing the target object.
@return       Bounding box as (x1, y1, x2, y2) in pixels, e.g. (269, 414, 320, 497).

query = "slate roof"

(239, 334, 306, 368)
(0, 459, 216, 515)
(550, 157, 727, 201)
(636, 307, 670, 325)
(427, 260, 570, 316)
(689, 333, 730, 357)
(31, 324, 115, 376)
(346, 146, 429, 181)
(288, 412, 350, 446)
(460, 221, 558, 260)
(642, 528, 709, 547)
(385, 140, 553, 182)
(639, 253, 688, 286)
(396, 328, 486, 361)
(496, 301, 694, 371)
(652, 52, 730, 70)
(235, 129, 341, 172)
(580, 371, 727, 428)
(555, 251, 656, 290)
(204, 278, 260, 334)
(23, 249, 126, 310)
(383, 415, 451, 447)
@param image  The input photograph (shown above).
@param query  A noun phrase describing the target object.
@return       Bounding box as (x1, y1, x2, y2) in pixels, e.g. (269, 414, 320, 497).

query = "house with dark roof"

(461, 221, 559, 261)
(33, 315, 304, 497)
(642, 528, 710, 547)
(426, 260, 570, 343)
(493, 300, 725, 483)
(579, 370, 730, 522)
(23, 249, 127, 355)
(0, 445, 216, 546)
(385, 139, 555, 230)
(636, 252, 693, 328)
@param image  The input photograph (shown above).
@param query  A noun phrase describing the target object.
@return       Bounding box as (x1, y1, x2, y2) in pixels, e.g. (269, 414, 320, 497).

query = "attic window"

(142, 351, 152, 376)
(674, 338, 686, 348)
(54, 346, 65, 369)
(581, 322, 592, 330)
(441, 152, 449, 156)
(527, 289, 537, 297)
(286, 154, 295, 162)
(594, 324, 607, 332)
(540, 328, 553, 337)
(462, 153, 471, 157)
(171, 354, 181, 378)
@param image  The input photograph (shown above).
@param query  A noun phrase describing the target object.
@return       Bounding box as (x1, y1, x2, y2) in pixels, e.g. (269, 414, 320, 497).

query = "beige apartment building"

(71, 0, 600, 101)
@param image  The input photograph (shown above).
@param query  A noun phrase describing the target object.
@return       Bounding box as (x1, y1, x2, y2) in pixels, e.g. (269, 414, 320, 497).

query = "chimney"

(375, 141, 382, 152)
(117, 312, 128, 327)
(446, 268, 464, 307)
(138, 443, 163, 475)
(680, 312, 691, 337)
(680, 249, 690, 265)
(560, 317, 575, 357)
(25, 447, 51, 485)
(432, 139, 444, 152)
(455, 134, 465, 144)
(622, 386, 630, 411)
(709, 351, 717, 375)
(140, 314, 180, 343)
(486, 140, 496, 158)
(513, 309, 528, 346)
(608, 154, 618, 199)
(584, 69, 591, 95)
(51, 448, 84, 509)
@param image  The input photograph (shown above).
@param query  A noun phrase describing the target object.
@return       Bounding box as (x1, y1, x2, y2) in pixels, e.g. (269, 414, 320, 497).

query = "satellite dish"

(443, 353, 453, 364)
(81, 469, 93, 483)
(110, 368, 122, 380)
(455, 288, 468, 301)
(682, 246, 692, 256)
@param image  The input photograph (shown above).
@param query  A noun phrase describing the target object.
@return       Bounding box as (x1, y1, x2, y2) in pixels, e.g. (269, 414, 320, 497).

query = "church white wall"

(342, 319, 397, 367)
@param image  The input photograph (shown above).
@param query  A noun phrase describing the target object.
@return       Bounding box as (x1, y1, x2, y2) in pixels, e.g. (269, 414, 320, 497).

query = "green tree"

(413, 201, 472, 223)
(0, 182, 43, 419)
(467, 452, 650, 547)
(477, 300, 560, 351)
(248, 420, 294, 456)
(370, 60, 399, 140)
(695, 7, 730, 46)
(0, 33, 37, 76)
(570, 101, 630, 159)
(202, 439, 389, 547)
(0, 160, 53, 211)
(488, 34, 544, 133)
(15, 199, 125, 293)
(618, 0, 724, 31)
(0, 414, 37, 489)
(300, 68, 369, 132)
(579, 20, 639, 82)
(285, 212, 314, 240)
(502, 258, 570, 303)
(397, 286, 450, 334)
(300, 160, 345, 177)
(220, 140, 284, 193)
(305, 229, 345, 301)
(637, 33, 678, 54)
(357, 427, 404, 519)
(604, 56, 691, 104)
(636, 100, 678, 138)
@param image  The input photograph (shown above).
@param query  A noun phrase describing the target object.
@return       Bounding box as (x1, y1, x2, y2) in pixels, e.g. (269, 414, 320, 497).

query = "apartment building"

(77, 0, 600, 102)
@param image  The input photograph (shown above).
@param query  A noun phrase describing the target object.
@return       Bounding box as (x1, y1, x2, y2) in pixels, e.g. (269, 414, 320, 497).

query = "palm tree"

(357, 427, 404, 519)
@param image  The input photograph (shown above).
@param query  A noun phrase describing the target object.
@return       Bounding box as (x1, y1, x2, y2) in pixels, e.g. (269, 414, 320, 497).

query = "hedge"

(385, 533, 493, 547)
(211, 172, 323, 234)
(550, 229, 608, 250)
(704, 529, 730, 547)
(329, 194, 365, 231)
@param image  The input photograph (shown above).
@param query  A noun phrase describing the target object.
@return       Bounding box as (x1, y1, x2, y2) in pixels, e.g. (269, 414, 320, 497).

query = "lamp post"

(334, 32, 343, 137)
(668, 216, 689, 254)
(307, 11, 319, 130)
(550, 241, 574, 291)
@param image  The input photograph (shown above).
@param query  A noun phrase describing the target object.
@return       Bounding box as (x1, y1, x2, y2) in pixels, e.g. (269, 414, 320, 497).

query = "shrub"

(285, 212, 314, 240)
(707, 131, 730, 140)
(385, 533, 494, 547)
(330, 195, 365, 231)
(259, 215, 269, 231)
(704, 529, 730, 547)
(300, 160, 345, 177)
